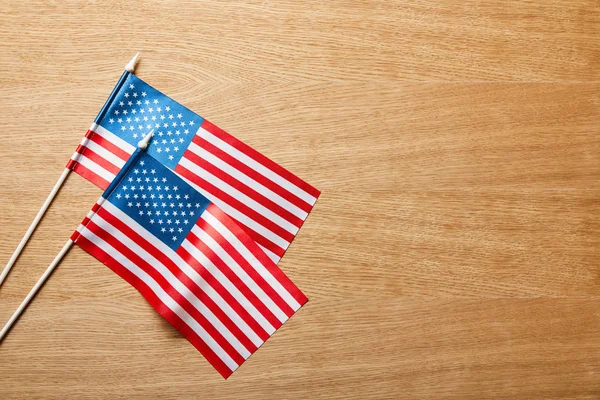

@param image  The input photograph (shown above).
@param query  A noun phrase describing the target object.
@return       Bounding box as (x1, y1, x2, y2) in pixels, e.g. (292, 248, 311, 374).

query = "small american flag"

(68, 73, 319, 263)
(71, 150, 308, 378)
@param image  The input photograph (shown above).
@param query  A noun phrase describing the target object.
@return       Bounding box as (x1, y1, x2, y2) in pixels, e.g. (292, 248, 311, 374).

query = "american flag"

(71, 150, 308, 378)
(68, 73, 319, 263)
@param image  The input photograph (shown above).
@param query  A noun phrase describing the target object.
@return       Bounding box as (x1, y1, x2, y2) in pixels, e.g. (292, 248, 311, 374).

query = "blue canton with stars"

(97, 74, 205, 170)
(106, 152, 210, 250)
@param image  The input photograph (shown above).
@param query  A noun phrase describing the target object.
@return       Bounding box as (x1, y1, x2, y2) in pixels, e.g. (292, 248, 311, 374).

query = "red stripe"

(194, 215, 294, 318)
(183, 227, 284, 329)
(192, 135, 313, 214)
(201, 120, 320, 199)
(175, 163, 294, 244)
(88, 129, 131, 161)
(94, 207, 263, 352)
(84, 219, 247, 366)
(229, 219, 284, 259)
(75, 235, 234, 378)
(184, 149, 304, 228)
(71, 162, 110, 190)
(175, 245, 272, 341)
(75, 146, 121, 175)
(207, 205, 308, 306)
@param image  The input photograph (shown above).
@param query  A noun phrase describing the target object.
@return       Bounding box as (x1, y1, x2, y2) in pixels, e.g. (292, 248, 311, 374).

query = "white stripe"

(203, 209, 301, 311)
(73, 154, 116, 182)
(258, 244, 280, 264)
(179, 171, 290, 251)
(191, 223, 288, 323)
(187, 142, 308, 220)
(78, 226, 238, 372)
(180, 240, 277, 335)
(196, 127, 317, 206)
(91, 123, 136, 154)
(83, 139, 126, 168)
(101, 201, 272, 343)
(179, 157, 299, 236)
(90, 212, 252, 358)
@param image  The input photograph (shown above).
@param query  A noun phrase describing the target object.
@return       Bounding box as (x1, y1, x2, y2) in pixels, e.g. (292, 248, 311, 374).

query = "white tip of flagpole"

(125, 52, 140, 72)
(138, 130, 154, 149)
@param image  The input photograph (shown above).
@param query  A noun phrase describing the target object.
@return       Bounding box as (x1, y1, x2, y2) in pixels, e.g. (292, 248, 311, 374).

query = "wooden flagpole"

(0, 53, 140, 287)
(0, 131, 153, 343)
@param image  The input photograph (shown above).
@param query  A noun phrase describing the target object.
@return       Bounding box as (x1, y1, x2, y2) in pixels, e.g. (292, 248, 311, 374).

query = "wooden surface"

(1, 1, 599, 398)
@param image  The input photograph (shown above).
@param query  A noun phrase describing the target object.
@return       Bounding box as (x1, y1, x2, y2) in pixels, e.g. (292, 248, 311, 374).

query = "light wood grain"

(1, 1, 599, 399)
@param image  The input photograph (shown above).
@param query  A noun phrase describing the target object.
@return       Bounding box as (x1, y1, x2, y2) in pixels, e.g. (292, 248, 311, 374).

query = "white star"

(165, 106, 171, 111)
(129, 84, 134, 89)
(184, 194, 189, 199)
(150, 219, 155, 224)
(139, 210, 144, 216)
(178, 228, 183, 233)
(145, 100, 150, 105)
(133, 92, 138, 98)
(169, 155, 174, 160)
(189, 121, 195, 126)
(114, 110, 119, 115)
(137, 100, 142, 105)
(177, 113, 182, 119)
(157, 107, 162, 113)
(153, 99, 159, 104)
(167, 219, 172, 224)
(183, 219, 189, 224)
(119, 101, 125, 106)
(172, 236, 177, 241)
(142, 91, 147, 97)
(121, 126, 127, 131)
(161, 227, 166, 233)
(124, 92, 129, 98)
(127, 202, 133, 207)
(116, 193, 122, 199)
(109, 118, 114, 124)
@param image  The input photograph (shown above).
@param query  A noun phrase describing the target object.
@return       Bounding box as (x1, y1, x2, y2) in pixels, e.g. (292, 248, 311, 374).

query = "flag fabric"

(67, 73, 320, 263)
(71, 150, 308, 378)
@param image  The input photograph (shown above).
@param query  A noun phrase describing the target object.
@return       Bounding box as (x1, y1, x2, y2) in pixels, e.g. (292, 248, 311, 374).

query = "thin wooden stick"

(0, 239, 74, 342)
(0, 53, 140, 287)
(0, 168, 70, 286)
(0, 131, 154, 343)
